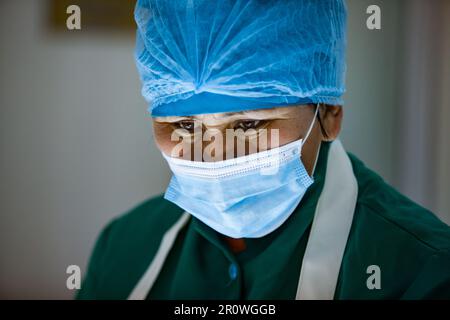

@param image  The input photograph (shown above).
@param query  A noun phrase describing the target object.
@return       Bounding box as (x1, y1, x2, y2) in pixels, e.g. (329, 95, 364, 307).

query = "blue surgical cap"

(135, 0, 347, 117)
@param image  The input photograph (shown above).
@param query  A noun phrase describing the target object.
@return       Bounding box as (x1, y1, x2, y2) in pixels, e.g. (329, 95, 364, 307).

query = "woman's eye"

(234, 120, 262, 131)
(176, 120, 197, 132)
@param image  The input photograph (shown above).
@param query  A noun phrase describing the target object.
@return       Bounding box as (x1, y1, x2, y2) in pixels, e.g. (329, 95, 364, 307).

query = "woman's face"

(152, 104, 342, 175)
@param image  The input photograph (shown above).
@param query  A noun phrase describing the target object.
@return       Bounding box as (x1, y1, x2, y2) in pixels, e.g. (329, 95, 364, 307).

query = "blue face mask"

(162, 108, 318, 238)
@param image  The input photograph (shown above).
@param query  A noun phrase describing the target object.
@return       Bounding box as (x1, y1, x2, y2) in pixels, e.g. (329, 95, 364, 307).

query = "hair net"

(134, 0, 347, 117)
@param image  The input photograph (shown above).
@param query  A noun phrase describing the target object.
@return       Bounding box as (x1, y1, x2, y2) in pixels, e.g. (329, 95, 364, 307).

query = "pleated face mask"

(162, 107, 318, 238)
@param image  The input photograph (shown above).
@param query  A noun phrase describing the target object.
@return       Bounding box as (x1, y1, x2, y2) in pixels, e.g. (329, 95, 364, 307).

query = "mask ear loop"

(302, 103, 321, 177)
(301, 103, 320, 148)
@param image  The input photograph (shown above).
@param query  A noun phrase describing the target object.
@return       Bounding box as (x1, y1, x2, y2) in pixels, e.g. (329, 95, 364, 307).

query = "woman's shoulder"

(348, 152, 450, 252)
(99, 194, 186, 261)
(111, 194, 185, 235)
(338, 153, 450, 298)
(76, 195, 184, 299)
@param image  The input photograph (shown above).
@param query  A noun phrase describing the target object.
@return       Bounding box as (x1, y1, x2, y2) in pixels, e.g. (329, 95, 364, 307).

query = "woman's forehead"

(154, 106, 304, 124)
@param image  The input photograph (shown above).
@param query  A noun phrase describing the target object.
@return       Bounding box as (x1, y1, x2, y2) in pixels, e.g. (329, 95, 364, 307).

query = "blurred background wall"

(0, 0, 449, 299)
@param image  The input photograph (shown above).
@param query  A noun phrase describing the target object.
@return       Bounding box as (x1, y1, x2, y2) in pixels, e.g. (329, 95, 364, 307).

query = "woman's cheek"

(153, 123, 177, 155)
(266, 120, 302, 148)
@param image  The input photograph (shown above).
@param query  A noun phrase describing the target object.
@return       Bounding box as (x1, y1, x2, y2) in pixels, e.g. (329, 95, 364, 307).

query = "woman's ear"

(318, 104, 343, 141)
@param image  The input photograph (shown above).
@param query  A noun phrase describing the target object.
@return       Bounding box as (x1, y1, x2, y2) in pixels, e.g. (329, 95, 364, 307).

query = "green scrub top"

(76, 142, 450, 300)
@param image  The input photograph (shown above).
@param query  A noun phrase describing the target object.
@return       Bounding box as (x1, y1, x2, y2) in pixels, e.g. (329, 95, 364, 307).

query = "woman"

(77, 0, 450, 299)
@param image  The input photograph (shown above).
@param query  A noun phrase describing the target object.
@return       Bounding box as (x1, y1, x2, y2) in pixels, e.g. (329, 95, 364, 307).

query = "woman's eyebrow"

(227, 110, 292, 120)
(154, 108, 293, 123)
(222, 111, 245, 116)
(154, 116, 194, 123)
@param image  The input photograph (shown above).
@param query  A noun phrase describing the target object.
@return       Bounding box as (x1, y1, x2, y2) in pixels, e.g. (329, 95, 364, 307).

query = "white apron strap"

(295, 139, 358, 300)
(127, 212, 190, 300)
